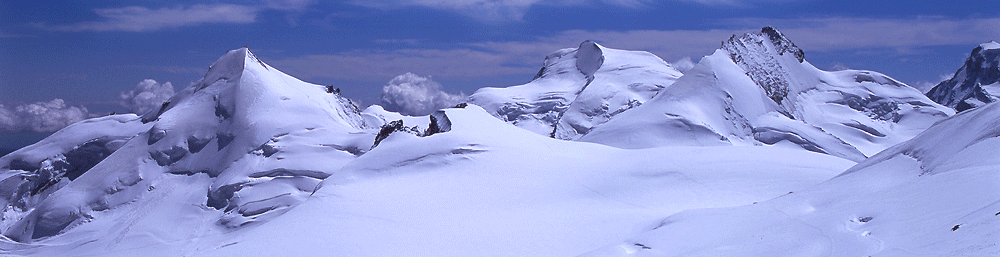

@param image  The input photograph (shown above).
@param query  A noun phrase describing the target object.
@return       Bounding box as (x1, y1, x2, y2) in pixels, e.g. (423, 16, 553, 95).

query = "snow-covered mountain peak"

(726, 26, 805, 63)
(721, 27, 807, 106)
(0, 48, 374, 242)
(583, 27, 952, 160)
(200, 47, 269, 88)
(575, 40, 605, 79)
(980, 40, 1000, 50)
(926, 41, 1000, 111)
(469, 41, 682, 139)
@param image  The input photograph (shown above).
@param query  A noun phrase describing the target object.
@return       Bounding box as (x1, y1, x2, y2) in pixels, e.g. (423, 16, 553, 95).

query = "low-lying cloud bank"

(1, 79, 177, 133)
(0, 99, 89, 133)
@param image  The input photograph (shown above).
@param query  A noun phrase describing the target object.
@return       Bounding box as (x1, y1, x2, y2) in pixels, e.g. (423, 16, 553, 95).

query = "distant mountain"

(580, 27, 953, 161)
(468, 40, 683, 140)
(925, 41, 1000, 112)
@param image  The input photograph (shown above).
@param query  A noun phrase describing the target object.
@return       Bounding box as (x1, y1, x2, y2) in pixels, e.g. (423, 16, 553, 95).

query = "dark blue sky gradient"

(1, 0, 998, 112)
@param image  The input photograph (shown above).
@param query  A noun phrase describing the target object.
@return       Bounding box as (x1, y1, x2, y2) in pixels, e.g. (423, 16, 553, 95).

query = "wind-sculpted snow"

(0, 100, 856, 256)
(926, 41, 1000, 112)
(469, 40, 682, 140)
(587, 101, 1000, 257)
(173, 105, 853, 257)
(583, 27, 953, 160)
(0, 48, 373, 243)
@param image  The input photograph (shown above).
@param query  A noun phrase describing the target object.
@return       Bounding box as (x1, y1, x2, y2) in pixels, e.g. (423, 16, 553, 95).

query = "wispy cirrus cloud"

(39, 0, 316, 32)
(271, 17, 999, 85)
(42, 4, 259, 32)
(347, 0, 772, 23)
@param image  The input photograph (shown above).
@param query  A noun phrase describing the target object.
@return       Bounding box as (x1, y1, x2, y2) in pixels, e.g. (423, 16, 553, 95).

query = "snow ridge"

(469, 41, 682, 139)
(722, 26, 804, 109)
(582, 27, 953, 160)
(925, 41, 1000, 112)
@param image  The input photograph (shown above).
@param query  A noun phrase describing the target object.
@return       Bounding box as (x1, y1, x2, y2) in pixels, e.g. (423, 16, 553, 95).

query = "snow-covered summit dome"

(469, 40, 683, 139)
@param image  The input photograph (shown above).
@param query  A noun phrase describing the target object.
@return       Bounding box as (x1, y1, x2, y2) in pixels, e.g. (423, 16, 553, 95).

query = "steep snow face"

(722, 26, 805, 107)
(468, 41, 683, 139)
(0, 115, 148, 233)
(588, 101, 1000, 257)
(926, 41, 1000, 112)
(0, 48, 372, 242)
(582, 28, 953, 160)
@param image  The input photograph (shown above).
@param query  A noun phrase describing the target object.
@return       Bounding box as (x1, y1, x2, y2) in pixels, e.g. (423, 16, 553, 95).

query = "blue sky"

(0, 0, 998, 142)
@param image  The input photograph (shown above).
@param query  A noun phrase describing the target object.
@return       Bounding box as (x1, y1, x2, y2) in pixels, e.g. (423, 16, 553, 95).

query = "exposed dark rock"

(373, 120, 406, 149)
(142, 101, 171, 123)
(325, 85, 340, 94)
(722, 27, 804, 106)
(926, 42, 1000, 111)
(424, 111, 452, 136)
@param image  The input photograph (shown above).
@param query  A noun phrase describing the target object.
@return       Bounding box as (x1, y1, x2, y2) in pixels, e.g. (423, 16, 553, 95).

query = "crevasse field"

(1, 28, 998, 256)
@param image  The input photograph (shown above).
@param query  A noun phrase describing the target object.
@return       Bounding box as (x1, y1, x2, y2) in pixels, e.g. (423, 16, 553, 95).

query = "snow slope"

(0, 48, 374, 245)
(582, 27, 953, 161)
(167, 105, 851, 257)
(0, 104, 856, 256)
(925, 41, 1000, 112)
(586, 101, 1000, 257)
(468, 41, 683, 139)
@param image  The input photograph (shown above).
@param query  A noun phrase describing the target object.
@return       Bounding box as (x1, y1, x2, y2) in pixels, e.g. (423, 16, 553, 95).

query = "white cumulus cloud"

(0, 104, 14, 131)
(379, 73, 466, 116)
(119, 79, 176, 115)
(0, 99, 89, 133)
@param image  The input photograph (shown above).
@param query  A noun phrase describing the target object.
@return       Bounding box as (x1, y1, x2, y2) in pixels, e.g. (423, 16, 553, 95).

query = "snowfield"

(586, 99, 1000, 257)
(1, 28, 997, 256)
